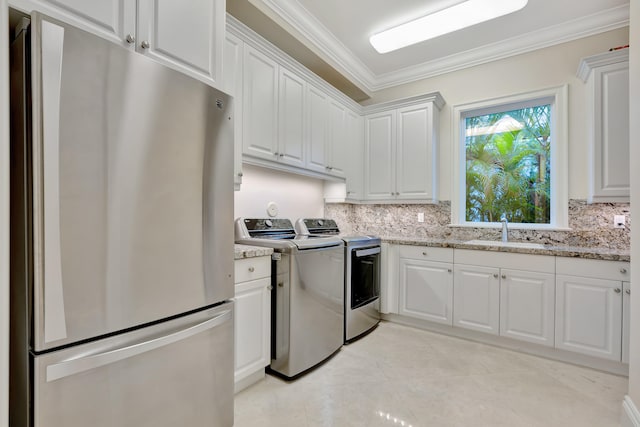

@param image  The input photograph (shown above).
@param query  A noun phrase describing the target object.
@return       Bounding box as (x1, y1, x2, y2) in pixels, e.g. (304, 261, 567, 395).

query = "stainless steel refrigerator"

(9, 12, 235, 427)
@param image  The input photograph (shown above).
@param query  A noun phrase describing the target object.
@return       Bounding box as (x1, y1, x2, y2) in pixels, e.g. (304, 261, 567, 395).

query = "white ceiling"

(248, 0, 630, 93)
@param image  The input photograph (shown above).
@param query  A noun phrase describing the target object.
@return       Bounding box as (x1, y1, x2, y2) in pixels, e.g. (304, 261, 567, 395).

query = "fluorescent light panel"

(370, 0, 529, 54)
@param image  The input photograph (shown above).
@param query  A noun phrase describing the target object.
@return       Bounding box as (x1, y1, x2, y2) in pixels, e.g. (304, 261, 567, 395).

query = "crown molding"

(226, 14, 363, 112)
(253, 1, 630, 92)
(576, 48, 629, 82)
(253, 0, 377, 93)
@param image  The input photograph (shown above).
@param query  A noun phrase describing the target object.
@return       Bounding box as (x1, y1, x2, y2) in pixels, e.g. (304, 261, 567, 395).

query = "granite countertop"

(234, 244, 274, 260)
(381, 237, 630, 262)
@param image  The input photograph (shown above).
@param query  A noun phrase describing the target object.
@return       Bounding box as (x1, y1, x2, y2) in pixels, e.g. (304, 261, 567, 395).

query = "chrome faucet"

(500, 215, 508, 242)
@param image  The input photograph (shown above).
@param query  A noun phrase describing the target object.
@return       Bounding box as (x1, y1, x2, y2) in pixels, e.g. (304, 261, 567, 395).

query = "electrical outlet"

(614, 215, 626, 229)
(418, 212, 425, 223)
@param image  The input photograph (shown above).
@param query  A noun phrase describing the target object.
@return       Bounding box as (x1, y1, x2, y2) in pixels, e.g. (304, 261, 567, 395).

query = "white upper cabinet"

(9, 0, 135, 45)
(364, 95, 443, 202)
(396, 103, 438, 199)
(12, 0, 225, 87)
(306, 85, 329, 173)
(137, 0, 223, 86)
(364, 110, 395, 200)
(242, 45, 279, 160)
(578, 50, 630, 203)
(326, 100, 347, 178)
(278, 68, 305, 168)
(223, 32, 244, 190)
(345, 111, 364, 200)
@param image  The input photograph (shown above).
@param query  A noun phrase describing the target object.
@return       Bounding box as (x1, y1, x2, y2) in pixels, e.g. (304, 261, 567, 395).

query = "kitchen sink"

(464, 240, 546, 250)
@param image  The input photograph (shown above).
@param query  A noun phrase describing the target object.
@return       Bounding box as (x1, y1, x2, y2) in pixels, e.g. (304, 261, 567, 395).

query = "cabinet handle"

(274, 152, 279, 156)
(626, 289, 631, 295)
(493, 274, 499, 279)
(248, 266, 255, 272)
(238, 172, 243, 177)
(267, 285, 273, 291)
(140, 40, 150, 49)
(278, 282, 284, 288)
(614, 288, 622, 294)
(447, 269, 452, 273)
(279, 154, 284, 158)
(422, 251, 427, 256)
(501, 274, 506, 279)
(620, 268, 628, 274)
(125, 34, 135, 44)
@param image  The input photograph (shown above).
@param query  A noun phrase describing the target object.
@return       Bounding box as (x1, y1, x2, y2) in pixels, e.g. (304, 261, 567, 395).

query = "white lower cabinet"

(234, 256, 271, 392)
(398, 246, 453, 325)
(453, 250, 556, 341)
(555, 275, 622, 361)
(392, 246, 630, 367)
(554, 257, 630, 362)
(500, 269, 555, 346)
(623, 281, 631, 363)
(453, 264, 500, 335)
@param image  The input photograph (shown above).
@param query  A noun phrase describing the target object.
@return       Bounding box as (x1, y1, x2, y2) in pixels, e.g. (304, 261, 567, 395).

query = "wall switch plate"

(418, 212, 425, 223)
(614, 215, 626, 229)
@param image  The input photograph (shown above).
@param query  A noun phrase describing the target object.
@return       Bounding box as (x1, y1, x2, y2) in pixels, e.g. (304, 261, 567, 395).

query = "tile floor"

(234, 321, 628, 427)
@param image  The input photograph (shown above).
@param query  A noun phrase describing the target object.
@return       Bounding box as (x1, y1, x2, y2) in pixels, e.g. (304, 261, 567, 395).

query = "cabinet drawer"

(556, 257, 630, 281)
(398, 245, 453, 263)
(235, 257, 271, 284)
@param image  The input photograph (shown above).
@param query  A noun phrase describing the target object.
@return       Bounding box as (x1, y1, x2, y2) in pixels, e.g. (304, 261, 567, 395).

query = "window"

(451, 86, 568, 229)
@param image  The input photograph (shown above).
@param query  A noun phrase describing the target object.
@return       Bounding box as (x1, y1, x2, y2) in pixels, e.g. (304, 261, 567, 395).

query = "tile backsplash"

(325, 200, 630, 250)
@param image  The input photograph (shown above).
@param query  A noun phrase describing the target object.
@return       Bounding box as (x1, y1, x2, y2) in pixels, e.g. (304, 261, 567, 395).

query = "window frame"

(451, 85, 569, 230)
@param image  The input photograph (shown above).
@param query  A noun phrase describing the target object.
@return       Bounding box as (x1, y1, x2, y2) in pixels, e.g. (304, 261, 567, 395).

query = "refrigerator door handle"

(39, 20, 68, 344)
(45, 309, 232, 382)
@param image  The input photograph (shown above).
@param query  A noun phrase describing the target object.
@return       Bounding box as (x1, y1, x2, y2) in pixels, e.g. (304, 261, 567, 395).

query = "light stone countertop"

(382, 236, 630, 262)
(234, 244, 273, 260)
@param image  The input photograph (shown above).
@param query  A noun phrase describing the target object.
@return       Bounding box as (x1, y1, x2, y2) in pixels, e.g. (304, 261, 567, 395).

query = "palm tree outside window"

(464, 105, 551, 224)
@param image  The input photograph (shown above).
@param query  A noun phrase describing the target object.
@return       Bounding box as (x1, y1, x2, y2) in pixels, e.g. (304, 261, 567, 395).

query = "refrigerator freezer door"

(33, 303, 234, 427)
(28, 14, 234, 351)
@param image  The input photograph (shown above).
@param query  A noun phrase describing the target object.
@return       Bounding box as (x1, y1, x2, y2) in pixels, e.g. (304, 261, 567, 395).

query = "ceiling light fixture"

(370, 0, 529, 54)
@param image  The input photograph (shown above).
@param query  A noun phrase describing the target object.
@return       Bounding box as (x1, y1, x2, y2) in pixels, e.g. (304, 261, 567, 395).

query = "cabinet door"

(555, 275, 622, 361)
(399, 258, 453, 325)
(223, 33, 244, 189)
(242, 46, 278, 160)
(453, 265, 500, 335)
(15, 0, 136, 46)
(234, 277, 271, 384)
(306, 85, 329, 173)
(500, 269, 555, 346)
(278, 68, 305, 168)
(137, 0, 223, 86)
(623, 281, 630, 364)
(396, 103, 436, 200)
(345, 111, 364, 200)
(364, 111, 395, 200)
(590, 61, 630, 202)
(327, 100, 347, 178)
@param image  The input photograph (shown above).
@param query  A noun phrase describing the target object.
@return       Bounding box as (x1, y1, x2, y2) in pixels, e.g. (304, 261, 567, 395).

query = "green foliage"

(465, 105, 551, 224)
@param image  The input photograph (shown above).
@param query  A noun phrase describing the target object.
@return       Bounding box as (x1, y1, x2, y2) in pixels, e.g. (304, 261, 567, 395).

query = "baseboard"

(382, 313, 629, 376)
(622, 396, 640, 427)
(234, 369, 265, 394)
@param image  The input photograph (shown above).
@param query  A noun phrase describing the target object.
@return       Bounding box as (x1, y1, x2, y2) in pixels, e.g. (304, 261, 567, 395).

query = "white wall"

(626, 0, 640, 419)
(1, 0, 8, 425)
(234, 164, 325, 220)
(361, 28, 629, 201)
